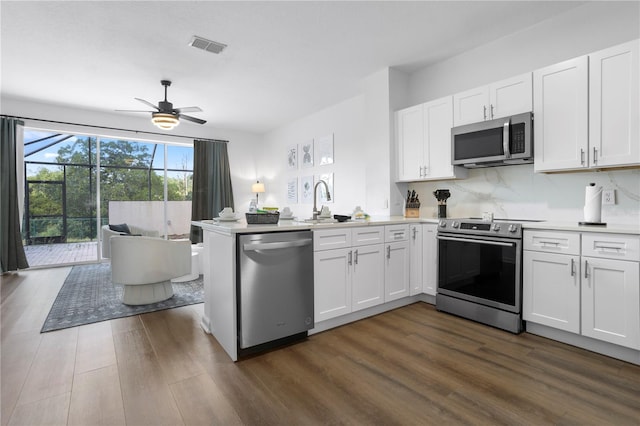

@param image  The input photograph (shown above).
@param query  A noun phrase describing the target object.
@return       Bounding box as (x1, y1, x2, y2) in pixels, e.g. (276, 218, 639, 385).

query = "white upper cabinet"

(589, 39, 640, 168)
(396, 96, 467, 182)
(533, 56, 589, 172)
(396, 104, 424, 182)
(453, 86, 489, 126)
(453, 73, 533, 126)
(534, 39, 639, 172)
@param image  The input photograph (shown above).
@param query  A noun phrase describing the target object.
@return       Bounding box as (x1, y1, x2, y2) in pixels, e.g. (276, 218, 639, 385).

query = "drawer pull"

(540, 241, 561, 247)
(594, 245, 622, 252)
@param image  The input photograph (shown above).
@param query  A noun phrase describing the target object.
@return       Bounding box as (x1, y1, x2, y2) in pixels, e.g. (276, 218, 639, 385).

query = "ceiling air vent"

(189, 36, 227, 54)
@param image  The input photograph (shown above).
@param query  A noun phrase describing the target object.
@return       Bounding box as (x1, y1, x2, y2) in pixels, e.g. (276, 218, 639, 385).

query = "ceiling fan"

(117, 80, 206, 130)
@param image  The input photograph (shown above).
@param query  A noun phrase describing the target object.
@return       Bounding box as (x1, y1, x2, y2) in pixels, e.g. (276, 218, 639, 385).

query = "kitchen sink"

(301, 218, 338, 224)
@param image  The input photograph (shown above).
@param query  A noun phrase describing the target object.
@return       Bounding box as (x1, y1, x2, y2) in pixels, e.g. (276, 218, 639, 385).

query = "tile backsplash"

(410, 165, 639, 225)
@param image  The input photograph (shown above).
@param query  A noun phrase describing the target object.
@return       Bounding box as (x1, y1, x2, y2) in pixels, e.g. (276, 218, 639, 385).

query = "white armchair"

(101, 224, 160, 258)
(110, 236, 192, 305)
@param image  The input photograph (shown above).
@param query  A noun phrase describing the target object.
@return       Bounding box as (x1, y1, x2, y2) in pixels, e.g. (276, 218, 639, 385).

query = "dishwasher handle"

(243, 238, 312, 252)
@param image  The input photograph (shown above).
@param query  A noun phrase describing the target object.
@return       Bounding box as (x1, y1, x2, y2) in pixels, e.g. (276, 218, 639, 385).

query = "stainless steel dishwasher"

(237, 230, 314, 354)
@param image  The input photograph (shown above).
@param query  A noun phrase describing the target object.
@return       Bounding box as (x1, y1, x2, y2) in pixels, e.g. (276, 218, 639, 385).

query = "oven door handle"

(437, 235, 515, 247)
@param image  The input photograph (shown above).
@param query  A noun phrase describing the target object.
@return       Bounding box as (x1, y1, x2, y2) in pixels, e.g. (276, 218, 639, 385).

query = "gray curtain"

(190, 139, 234, 243)
(1, 117, 29, 272)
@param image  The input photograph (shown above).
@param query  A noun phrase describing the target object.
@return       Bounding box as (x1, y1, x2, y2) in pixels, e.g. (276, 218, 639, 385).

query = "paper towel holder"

(579, 183, 607, 226)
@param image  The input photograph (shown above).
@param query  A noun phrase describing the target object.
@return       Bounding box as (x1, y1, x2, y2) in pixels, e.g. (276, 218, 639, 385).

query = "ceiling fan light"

(151, 113, 180, 130)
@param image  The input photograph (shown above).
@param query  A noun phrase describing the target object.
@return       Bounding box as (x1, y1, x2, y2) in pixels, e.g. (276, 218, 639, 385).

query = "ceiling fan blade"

(135, 98, 160, 110)
(175, 106, 202, 113)
(179, 114, 207, 125)
(115, 109, 155, 113)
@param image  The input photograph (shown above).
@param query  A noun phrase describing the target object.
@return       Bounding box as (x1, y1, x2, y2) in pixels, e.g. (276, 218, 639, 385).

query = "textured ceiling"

(1, 1, 584, 134)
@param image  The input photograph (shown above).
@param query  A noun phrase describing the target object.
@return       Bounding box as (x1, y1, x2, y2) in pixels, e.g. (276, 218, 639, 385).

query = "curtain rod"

(1, 114, 228, 143)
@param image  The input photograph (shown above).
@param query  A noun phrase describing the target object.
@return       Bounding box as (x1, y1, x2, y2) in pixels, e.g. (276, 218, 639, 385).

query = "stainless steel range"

(436, 218, 530, 333)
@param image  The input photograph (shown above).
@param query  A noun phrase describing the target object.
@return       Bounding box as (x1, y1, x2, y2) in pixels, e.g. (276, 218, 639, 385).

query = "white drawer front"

(523, 230, 580, 255)
(385, 224, 409, 242)
(313, 229, 352, 251)
(582, 233, 640, 261)
(352, 226, 384, 247)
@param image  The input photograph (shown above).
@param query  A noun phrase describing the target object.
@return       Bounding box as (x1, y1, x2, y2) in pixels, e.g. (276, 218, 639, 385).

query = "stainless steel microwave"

(451, 112, 533, 168)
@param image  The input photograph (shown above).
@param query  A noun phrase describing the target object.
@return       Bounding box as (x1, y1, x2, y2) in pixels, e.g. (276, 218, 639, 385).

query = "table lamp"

(252, 180, 265, 206)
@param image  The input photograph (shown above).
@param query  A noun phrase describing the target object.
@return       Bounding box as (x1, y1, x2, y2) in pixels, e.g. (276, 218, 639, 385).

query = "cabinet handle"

(387, 245, 391, 259)
(354, 249, 358, 265)
(412, 227, 418, 240)
(580, 149, 585, 165)
(423, 165, 428, 176)
(570, 258, 575, 276)
(594, 245, 622, 252)
(593, 147, 598, 165)
(483, 105, 487, 121)
(490, 104, 495, 119)
(348, 250, 352, 266)
(540, 241, 560, 247)
(584, 260, 589, 279)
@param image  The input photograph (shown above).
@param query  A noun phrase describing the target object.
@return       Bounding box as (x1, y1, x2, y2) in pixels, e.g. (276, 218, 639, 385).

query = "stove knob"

(452, 221, 459, 228)
(439, 220, 447, 228)
(492, 223, 501, 231)
(508, 224, 518, 233)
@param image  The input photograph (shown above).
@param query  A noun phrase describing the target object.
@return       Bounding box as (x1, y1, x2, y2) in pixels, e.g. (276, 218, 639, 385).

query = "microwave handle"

(503, 118, 511, 158)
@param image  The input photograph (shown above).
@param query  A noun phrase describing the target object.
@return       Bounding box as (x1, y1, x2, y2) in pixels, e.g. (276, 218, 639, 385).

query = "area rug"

(41, 263, 203, 332)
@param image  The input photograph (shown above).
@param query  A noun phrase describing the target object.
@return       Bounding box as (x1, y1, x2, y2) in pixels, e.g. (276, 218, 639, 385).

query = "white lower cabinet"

(314, 226, 385, 322)
(422, 223, 438, 296)
(523, 250, 580, 333)
(409, 224, 422, 296)
(351, 243, 385, 312)
(314, 225, 418, 323)
(314, 247, 352, 322)
(384, 225, 410, 302)
(524, 230, 640, 350)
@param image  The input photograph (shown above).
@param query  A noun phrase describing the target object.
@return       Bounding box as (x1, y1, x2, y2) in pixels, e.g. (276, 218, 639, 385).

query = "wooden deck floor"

(1, 267, 639, 425)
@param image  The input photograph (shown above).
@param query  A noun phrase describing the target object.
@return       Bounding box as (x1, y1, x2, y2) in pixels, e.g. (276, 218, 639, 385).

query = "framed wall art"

(315, 133, 334, 166)
(301, 140, 314, 168)
(287, 144, 298, 169)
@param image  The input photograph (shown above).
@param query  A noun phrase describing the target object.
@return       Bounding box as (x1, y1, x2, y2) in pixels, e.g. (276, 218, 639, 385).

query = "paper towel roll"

(583, 183, 603, 223)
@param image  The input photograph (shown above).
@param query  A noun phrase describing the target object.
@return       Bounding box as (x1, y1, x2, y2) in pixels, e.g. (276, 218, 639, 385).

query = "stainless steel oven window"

(437, 234, 522, 313)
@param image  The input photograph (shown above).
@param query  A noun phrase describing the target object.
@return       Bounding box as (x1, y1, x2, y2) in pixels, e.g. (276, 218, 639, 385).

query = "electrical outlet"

(603, 189, 616, 205)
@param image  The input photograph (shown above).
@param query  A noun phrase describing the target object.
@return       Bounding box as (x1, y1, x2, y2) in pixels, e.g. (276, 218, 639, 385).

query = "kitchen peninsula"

(192, 216, 432, 361)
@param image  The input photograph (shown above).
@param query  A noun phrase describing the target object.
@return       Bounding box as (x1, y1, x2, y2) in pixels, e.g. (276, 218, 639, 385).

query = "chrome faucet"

(312, 180, 332, 220)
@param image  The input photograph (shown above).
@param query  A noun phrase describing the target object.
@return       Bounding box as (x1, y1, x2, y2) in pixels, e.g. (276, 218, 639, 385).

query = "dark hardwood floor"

(2, 267, 639, 425)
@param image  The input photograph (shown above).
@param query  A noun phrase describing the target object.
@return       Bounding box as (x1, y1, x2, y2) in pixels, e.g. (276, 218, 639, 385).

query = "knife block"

(405, 207, 420, 218)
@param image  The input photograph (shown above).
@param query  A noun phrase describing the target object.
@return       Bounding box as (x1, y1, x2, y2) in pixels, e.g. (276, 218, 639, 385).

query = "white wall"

(2, 96, 261, 213)
(405, 2, 640, 225)
(407, 2, 640, 106)
(259, 95, 366, 218)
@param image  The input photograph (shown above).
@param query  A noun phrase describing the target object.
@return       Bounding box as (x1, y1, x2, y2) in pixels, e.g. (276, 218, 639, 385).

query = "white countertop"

(192, 215, 435, 235)
(192, 216, 638, 235)
(522, 221, 640, 235)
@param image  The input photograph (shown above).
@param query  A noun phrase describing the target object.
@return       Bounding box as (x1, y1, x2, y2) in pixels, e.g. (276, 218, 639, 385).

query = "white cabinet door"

(422, 224, 438, 296)
(409, 224, 422, 295)
(582, 257, 640, 350)
(533, 56, 589, 172)
(396, 105, 424, 181)
(424, 96, 461, 180)
(453, 86, 489, 126)
(489, 72, 532, 119)
(385, 241, 410, 302)
(352, 244, 385, 312)
(589, 39, 640, 168)
(314, 248, 352, 322)
(523, 251, 581, 333)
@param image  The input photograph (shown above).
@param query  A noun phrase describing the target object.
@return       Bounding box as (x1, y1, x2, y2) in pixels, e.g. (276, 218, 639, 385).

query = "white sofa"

(101, 224, 160, 258)
(110, 236, 192, 305)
